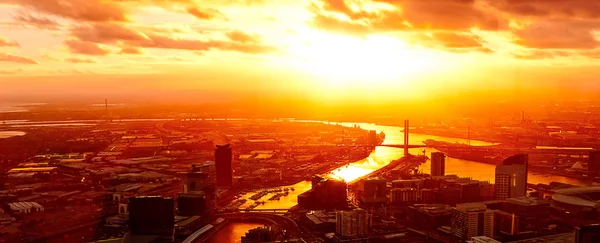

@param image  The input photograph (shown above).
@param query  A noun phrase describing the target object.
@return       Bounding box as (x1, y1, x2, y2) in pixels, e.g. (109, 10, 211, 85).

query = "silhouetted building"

(431, 152, 446, 176)
(215, 144, 233, 187)
(336, 209, 371, 238)
(128, 196, 174, 237)
(495, 154, 528, 200)
(177, 192, 206, 216)
(575, 224, 600, 243)
(457, 181, 481, 203)
(420, 189, 435, 204)
(392, 179, 422, 189)
(241, 226, 277, 243)
(451, 203, 495, 241)
(589, 151, 600, 175)
(435, 188, 461, 206)
(407, 204, 453, 232)
(358, 177, 387, 203)
(298, 175, 347, 210)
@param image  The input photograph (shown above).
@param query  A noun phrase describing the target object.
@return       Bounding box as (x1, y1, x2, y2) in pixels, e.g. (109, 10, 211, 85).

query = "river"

(218, 122, 588, 243)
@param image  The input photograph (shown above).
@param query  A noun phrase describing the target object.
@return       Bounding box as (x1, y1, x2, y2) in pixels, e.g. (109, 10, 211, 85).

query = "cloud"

(0, 36, 19, 47)
(65, 57, 98, 63)
(425, 32, 485, 48)
(0, 53, 38, 64)
(226, 30, 260, 44)
(71, 23, 150, 44)
(13, 12, 61, 30)
(187, 7, 226, 20)
(68, 22, 278, 54)
(119, 46, 143, 54)
(512, 49, 572, 60)
(310, 0, 505, 37)
(489, 0, 600, 19)
(65, 39, 111, 56)
(310, 14, 372, 36)
(0, 0, 129, 22)
(514, 20, 599, 49)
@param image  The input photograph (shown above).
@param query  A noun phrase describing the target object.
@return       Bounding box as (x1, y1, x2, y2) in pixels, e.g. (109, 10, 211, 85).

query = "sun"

(285, 31, 442, 90)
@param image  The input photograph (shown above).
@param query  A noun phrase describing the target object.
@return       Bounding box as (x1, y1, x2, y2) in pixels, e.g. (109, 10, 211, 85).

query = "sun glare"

(286, 31, 442, 90)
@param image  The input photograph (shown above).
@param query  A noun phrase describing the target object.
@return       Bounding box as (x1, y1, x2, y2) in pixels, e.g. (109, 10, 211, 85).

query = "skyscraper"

(495, 154, 528, 200)
(215, 144, 233, 187)
(451, 203, 495, 241)
(336, 209, 371, 238)
(431, 152, 446, 176)
(588, 151, 600, 175)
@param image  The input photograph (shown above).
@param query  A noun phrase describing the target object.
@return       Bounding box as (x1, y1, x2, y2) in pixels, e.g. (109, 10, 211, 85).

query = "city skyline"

(1, 1, 600, 103)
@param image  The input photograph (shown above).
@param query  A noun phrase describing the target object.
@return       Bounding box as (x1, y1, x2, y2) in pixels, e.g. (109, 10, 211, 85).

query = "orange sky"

(1, 0, 600, 103)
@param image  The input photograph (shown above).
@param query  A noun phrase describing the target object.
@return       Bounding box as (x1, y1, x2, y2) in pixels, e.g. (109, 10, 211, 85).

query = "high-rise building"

(588, 151, 600, 175)
(575, 224, 600, 243)
(358, 177, 387, 203)
(431, 152, 446, 176)
(336, 209, 371, 238)
(495, 154, 528, 200)
(215, 144, 233, 187)
(451, 202, 495, 241)
(128, 196, 174, 237)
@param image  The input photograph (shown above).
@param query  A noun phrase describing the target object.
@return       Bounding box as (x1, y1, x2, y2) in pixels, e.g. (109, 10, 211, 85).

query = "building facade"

(336, 209, 371, 238)
(451, 203, 495, 241)
(495, 154, 528, 200)
(431, 152, 446, 176)
(215, 144, 233, 187)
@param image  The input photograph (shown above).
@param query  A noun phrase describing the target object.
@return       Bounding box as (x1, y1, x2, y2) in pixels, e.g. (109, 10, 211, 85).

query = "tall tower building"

(431, 152, 446, 176)
(495, 154, 528, 200)
(215, 144, 233, 187)
(588, 151, 600, 175)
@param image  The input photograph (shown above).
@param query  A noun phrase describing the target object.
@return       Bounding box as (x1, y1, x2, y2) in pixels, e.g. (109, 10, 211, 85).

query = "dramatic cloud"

(0, 53, 38, 64)
(311, 0, 505, 33)
(65, 39, 111, 56)
(226, 30, 260, 44)
(65, 57, 98, 63)
(119, 46, 143, 54)
(0, 37, 19, 47)
(67, 22, 277, 54)
(514, 20, 599, 49)
(13, 12, 61, 30)
(512, 49, 572, 60)
(0, 0, 129, 22)
(490, 0, 600, 19)
(71, 23, 150, 44)
(187, 7, 226, 20)
(418, 32, 485, 48)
